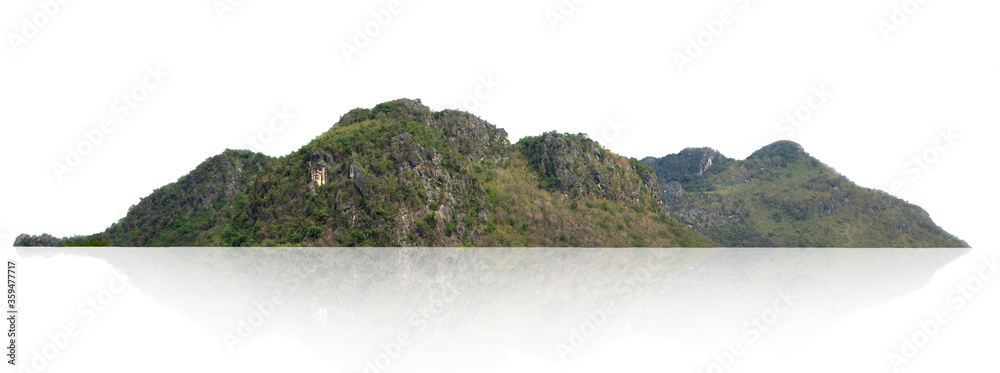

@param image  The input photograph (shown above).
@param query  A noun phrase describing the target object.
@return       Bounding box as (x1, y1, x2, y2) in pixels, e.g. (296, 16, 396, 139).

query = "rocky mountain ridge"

(15, 101, 965, 247)
(17, 99, 712, 247)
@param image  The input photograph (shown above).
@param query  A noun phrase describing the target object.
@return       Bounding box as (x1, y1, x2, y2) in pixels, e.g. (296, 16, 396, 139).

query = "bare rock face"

(639, 169, 655, 189)
(349, 163, 371, 199)
(520, 132, 661, 205)
(310, 161, 327, 187)
(523, 132, 594, 194)
(662, 181, 684, 199)
(690, 148, 727, 176)
(430, 109, 510, 163)
(309, 152, 333, 188)
(340, 99, 510, 164)
(640, 147, 732, 196)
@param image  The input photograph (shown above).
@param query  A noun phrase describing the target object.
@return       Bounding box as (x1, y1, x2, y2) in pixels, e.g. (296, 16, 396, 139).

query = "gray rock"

(349, 163, 371, 199)
(662, 181, 685, 199)
(641, 171, 657, 190)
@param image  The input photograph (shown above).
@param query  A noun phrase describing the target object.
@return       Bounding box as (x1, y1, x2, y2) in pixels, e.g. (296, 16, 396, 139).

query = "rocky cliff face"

(339, 99, 510, 163)
(520, 132, 660, 206)
(641, 147, 731, 191)
(431, 109, 510, 163)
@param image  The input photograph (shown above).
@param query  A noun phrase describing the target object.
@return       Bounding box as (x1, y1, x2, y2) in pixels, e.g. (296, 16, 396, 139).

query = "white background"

(1, 0, 997, 246)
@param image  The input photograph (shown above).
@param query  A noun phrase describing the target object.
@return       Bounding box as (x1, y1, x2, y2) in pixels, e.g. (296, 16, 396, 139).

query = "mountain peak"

(747, 140, 808, 162)
(337, 98, 432, 126)
(519, 131, 660, 202)
(642, 139, 967, 247)
(639, 146, 732, 187)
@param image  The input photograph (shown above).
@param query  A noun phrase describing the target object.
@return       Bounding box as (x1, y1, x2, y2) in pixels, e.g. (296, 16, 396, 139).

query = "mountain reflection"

(17, 247, 969, 371)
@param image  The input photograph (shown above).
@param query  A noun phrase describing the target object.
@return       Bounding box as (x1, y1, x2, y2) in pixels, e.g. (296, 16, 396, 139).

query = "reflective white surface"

(9, 247, 998, 373)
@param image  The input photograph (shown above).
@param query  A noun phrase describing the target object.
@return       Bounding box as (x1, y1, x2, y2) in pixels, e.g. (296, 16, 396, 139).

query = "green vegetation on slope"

(641, 141, 968, 247)
(17, 102, 965, 248)
(17, 99, 714, 247)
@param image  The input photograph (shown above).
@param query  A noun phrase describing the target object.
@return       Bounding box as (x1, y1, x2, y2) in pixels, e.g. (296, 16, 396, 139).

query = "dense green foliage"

(18, 99, 714, 247)
(641, 141, 968, 247)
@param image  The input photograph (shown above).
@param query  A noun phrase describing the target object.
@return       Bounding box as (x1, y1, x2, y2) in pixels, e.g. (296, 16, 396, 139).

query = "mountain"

(16, 99, 713, 247)
(15, 101, 966, 248)
(640, 141, 968, 247)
